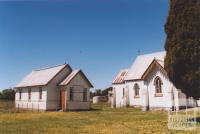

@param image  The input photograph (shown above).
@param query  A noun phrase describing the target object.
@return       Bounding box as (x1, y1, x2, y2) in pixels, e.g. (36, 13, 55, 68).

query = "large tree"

(164, 0, 200, 99)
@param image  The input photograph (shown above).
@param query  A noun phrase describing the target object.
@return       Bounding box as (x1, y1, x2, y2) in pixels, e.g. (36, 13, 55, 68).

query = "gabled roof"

(125, 51, 166, 81)
(59, 69, 93, 88)
(141, 59, 167, 79)
(112, 69, 129, 84)
(15, 64, 71, 88)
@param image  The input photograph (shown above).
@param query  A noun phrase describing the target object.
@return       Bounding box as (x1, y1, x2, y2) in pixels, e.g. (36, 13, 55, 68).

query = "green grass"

(0, 102, 200, 134)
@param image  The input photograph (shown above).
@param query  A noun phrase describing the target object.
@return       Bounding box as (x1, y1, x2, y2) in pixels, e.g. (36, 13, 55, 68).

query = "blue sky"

(0, 0, 168, 90)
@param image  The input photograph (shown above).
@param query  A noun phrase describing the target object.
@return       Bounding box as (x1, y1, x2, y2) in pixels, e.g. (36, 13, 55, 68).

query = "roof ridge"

(59, 69, 93, 88)
(138, 51, 165, 57)
(72, 69, 81, 71)
(34, 64, 67, 71)
(154, 58, 164, 62)
(120, 68, 129, 71)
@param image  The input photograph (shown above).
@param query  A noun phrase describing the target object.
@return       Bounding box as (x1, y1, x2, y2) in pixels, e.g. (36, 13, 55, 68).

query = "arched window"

(154, 76, 163, 94)
(134, 83, 140, 97)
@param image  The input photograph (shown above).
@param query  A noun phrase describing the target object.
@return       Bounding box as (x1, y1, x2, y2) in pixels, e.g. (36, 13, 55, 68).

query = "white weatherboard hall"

(112, 51, 197, 111)
(15, 64, 93, 111)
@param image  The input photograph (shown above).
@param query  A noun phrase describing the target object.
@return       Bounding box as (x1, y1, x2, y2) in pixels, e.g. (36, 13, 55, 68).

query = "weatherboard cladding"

(59, 70, 94, 88)
(59, 70, 80, 85)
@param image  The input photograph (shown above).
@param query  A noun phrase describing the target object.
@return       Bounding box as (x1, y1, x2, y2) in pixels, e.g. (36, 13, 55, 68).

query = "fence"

(0, 100, 59, 113)
(0, 99, 97, 113)
(0, 100, 16, 113)
(168, 98, 198, 130)
(168, 108, 197, 130)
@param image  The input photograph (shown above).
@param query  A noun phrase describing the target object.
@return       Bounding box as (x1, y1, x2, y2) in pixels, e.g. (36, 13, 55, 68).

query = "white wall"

(126, 80, 147, 107)
(113, 66, 192, 110)
(63, 72, 91, 110)
(172, 87, 180, 110)
(112, 84, 127, 108)
(46, 66, 72, 110)
(66, 86, 90, 110)
(15, 86, 47, 110)
(145, 66, 173, 110)
(15, 66, 72, 111)
(112, 65, 185, 110)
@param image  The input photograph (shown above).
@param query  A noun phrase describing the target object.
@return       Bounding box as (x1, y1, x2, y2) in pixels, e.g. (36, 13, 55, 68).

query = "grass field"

(0, 101, 200, 134)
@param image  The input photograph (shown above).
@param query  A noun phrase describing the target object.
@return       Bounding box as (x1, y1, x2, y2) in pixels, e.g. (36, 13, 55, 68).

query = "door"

(60, 89, 66, 110)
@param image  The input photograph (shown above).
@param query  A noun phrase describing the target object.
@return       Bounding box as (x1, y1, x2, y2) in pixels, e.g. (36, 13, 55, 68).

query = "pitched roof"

(112, 69, 129, 84)
(15, 64, 70, 88)
(141, 59, 167, 79)
(125, 51, 166, 80)
(59, 70, 93, 88)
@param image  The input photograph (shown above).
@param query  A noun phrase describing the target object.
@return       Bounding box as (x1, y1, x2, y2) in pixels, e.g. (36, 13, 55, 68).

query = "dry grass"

(0, 102, 200, 134)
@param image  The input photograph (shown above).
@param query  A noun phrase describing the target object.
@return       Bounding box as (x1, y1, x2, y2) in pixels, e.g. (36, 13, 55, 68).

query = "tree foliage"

(0, 89, 15, 100)
(165, 0, 200, 99)
(90, 87, 112, 98)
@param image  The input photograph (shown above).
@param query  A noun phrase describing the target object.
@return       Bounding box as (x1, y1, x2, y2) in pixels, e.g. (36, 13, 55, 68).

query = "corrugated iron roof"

(125, 51, 166, 80)
(112, 69, 129, 84)
(15, 64, 68, 88)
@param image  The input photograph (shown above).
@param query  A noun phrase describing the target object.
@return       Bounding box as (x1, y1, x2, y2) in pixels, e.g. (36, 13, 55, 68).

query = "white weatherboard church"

(15, 64, 93, 111)
(112, 51, 197, 111)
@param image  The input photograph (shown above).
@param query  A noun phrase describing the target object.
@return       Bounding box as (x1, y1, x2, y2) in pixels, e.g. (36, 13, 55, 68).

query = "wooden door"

(60, 89, 66, 110)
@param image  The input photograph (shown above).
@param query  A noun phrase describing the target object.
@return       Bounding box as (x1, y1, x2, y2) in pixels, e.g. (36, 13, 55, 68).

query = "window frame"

(19, 89, 22, 100)
(69, 87, 74, 101)
(39, 87, 42, 100)
(83, 88, 87, 102)
(28, 88, 31, 101)
(134, 83, 140, 98)
(122, 88, 125, 98)
(154, 76, 163, 97)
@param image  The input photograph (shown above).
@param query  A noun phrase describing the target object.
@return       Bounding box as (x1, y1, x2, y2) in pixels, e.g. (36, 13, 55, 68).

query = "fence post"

(38, 103, 39, 112)
(56, 100, 58, 112)
(32, 103, 33, 112)
(18, 104, 19, 113)
(7, 101, 10, 113)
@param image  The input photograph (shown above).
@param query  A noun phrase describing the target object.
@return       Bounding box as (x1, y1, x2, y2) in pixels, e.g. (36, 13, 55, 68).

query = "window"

(83, 88, 87, 102)
(19, 89, 22, 100)
(134, 83, 140, 97)
(69, 87, 73, 101)
(154, 76, 163, 95)
(39, 87, 42, 100)
(123, 88, 125, 98)
(28, 88, 31, 100)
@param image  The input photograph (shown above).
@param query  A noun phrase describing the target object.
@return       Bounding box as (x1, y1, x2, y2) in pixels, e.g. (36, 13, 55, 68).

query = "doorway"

(60, 89, 66, 110)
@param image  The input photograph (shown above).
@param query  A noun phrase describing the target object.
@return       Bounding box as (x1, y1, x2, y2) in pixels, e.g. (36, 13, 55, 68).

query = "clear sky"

(0, 0, 168, 90)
